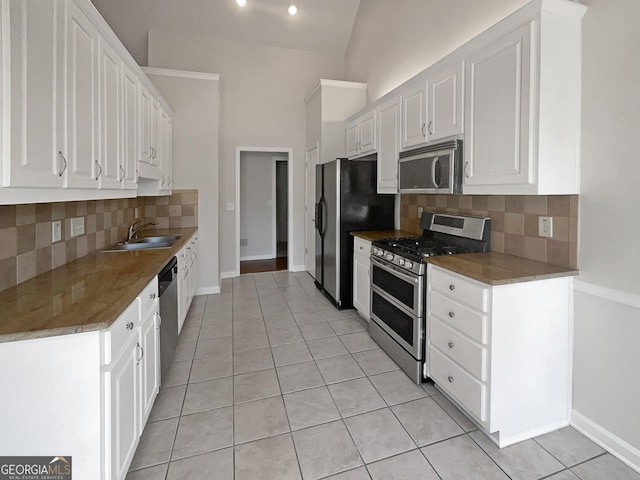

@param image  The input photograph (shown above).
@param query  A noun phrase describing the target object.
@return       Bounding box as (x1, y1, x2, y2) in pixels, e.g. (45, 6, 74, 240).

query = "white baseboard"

(195, 286, 220, 295)
(289, 264, 306, 272)
(571, 410, 640, 473)
(240, 254, 276, 261)
(220, 271, 238, 279)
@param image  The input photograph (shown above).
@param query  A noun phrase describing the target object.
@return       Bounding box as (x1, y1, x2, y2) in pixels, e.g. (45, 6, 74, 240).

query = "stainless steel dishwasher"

(158, 257, 179, 381)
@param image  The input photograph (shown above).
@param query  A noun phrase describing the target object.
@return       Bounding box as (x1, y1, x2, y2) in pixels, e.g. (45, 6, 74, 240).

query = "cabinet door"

(5, 0, 65, 188)
(122, 65, 138, 189)
(163, 115, 173, 190)
(345, 119, 359, 157)
(106, 337, 139, 480)
(139, 312, 160, 429)
(464, 22, 533, 188)
(150, 101, 160, 167)
(66, 0, 99, 188)
(377, 97, 400, 194)
(98, 38, 122, 189)
(353, 251, 371, 320)
(358, 110, 376, 155)
(428, 61, 464, 141)
(401, 80, 427, 149)
(139, 84, 152, 163)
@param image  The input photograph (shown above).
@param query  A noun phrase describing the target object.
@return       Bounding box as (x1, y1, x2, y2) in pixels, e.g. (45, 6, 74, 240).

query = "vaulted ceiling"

(91, 0, 361, 65)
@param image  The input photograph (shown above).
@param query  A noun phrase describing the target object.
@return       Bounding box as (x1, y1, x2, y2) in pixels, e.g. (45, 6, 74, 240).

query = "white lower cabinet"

(353, 236, 371, 321)
(0, 277, 160, 480)
(178, 234, 199, 333)
(427, 264, 572, 447)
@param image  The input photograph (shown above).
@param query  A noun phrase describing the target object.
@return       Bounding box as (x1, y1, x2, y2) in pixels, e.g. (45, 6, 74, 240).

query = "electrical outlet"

(52, 220, 62, 243)
(70, 217, 85, 237)
(417, 206, 424, 218)
(538, 216, 553, 238)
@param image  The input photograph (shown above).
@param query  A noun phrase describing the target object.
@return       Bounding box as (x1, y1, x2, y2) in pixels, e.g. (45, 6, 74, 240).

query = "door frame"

(305, 144, 319, 275)
(235, 147, 293, 275)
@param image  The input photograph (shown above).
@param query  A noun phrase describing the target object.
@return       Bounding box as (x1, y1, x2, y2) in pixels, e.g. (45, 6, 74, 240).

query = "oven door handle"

(371, 256, 420, 285)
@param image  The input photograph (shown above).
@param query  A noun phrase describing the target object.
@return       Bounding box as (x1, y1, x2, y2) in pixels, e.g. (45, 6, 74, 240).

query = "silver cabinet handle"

(95, 160, 102, 180)
(464, 161, 470, 179)
(149, 146, 153, 159)
(428, 121, 433, 136)
(136, 168, 140, 181)
(421, 123, 426, 137)
(167, 176, 171, 186)
(126, 322, 134, 330)
(150, 292, 156, 299)
(161, 175, 165, 185)
(448, 341, 454, 349)
(119, 165, 126, 182)
(448, 376, 454, 383)
(57, 151, 67, 177)
(136, 341, 144, 364)
(449, 311, 455, 318)
(449, 284, 456, 291)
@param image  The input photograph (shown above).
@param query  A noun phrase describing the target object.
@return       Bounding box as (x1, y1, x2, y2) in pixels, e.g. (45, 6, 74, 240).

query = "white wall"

(345, 0, 529, 103)
(144, 70, 221, 294)
(345, 0, 640, 469)
(240, 152, 275, 260)
(148, 31, 345, 275)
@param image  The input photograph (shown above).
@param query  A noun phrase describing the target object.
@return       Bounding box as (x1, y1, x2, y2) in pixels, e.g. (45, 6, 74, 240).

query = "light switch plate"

(70, 217, 85, 237)
(538, 216, 553, 238)
(52, 220, 62, 243)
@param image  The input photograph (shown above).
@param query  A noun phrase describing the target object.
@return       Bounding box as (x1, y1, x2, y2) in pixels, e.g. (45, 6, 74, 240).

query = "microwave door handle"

(432, 156, 439, 189)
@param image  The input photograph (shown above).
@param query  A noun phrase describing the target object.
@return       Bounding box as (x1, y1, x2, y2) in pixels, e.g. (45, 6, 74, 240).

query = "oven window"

(372, 264, 415, 310)
(372, 292, 414, 347)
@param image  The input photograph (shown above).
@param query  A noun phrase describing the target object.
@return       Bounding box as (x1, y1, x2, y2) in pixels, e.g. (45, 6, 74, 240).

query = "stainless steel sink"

(130, 235, 181, 244)
(102, 242, 174, 252)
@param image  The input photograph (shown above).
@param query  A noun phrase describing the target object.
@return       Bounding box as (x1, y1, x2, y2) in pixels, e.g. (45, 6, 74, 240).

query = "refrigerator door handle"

(321, 197, 329, 238)
(315, 199, 323, 235)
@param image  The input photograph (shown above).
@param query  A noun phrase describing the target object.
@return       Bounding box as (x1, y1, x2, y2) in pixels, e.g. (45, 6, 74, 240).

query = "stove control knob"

(376, 249, 384, 257)
(398, 258, 405, 266)
(385, 253, 394, 261)
(405, 261, 413, 269)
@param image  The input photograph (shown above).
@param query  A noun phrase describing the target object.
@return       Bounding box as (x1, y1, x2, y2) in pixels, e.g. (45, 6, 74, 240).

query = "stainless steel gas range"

(368, 212, 491, 384)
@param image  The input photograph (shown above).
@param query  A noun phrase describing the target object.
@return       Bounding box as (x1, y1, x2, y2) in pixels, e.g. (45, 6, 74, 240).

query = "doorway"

(236, 148, 292, 275)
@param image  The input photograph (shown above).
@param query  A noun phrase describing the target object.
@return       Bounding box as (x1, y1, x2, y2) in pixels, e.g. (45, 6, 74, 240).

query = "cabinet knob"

(448, 376, 454, 383)
(126, 322, 134, 330)
(449, 311, 455, 318)
(449, 284, 456, 291)
(150, 293, 156, 299)
(448, 341, 454, 349)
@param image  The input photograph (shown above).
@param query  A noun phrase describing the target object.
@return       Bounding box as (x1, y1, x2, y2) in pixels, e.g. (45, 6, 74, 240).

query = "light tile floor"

(127, 271, 640, 480)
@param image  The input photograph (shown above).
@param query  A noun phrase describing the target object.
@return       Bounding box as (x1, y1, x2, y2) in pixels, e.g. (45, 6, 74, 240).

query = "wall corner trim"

(571, 410, 640, 474)
(288, 264, 306, 273)
(220, 271, 238, 279)
(195, 286, 220, 295)
(573, 280, 640, 309)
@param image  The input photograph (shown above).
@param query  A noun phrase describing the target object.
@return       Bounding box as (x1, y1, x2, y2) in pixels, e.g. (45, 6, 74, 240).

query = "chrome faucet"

(127, 220, 158, 242)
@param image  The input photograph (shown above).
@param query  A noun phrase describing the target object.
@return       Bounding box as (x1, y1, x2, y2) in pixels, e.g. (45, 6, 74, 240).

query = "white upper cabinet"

(4, 0, 65, 188)
(376, 96, 401, 194)
(427, 61, 464, 142)
(122, 65, 139, 190)
(346, 109, 376, 159)
(139, 84, 153, 165)
(464, 23, 533, 190)
(66, 0, 100, 189)
(345, 119, 359, 157)
(98, 38, 123, 190)
(462, 2, 585, 194)
(401, 78, 427, 149)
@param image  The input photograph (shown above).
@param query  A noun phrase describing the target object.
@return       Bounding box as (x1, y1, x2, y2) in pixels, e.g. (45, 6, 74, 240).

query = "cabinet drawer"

(430, 267, 489, 312)
(430, 317, 487, 381)
(354, 236, 371, 256)
(430, 346, 487, 422)
(430, 290, 488, 344)
(104, 300, 139, 365)
(139, 277, 159, 319)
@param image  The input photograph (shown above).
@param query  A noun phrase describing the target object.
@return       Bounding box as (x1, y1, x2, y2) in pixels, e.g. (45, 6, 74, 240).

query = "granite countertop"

(351, 230, 415, 242)
(0, 228, 198, 343)
(427, 252, 579, 285)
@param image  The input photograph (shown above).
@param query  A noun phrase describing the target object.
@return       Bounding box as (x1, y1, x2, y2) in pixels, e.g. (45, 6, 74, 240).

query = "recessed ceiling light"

(236, 0, 247, 7)
(288, 5, 297, 15)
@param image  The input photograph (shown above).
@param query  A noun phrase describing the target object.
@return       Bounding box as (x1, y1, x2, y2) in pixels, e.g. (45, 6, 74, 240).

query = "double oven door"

(370, 256, 424, 360)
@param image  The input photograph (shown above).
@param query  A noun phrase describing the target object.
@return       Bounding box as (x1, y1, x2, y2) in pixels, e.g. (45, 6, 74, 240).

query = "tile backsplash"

(0, 189, 198, 292)
(400, 194, 578, 269)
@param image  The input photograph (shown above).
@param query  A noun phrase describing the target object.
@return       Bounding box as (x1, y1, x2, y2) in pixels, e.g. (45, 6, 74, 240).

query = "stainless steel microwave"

(398, 140, 462, 194)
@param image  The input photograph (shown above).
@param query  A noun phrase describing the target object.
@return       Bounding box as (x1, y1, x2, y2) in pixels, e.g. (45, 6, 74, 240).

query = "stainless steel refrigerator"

(315, 158, 395, 308)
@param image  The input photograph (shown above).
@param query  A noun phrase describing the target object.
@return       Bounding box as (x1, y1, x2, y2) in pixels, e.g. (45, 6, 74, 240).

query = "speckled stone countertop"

(350, 230, 415, 242)
(427, 252, 578, 285)
(0, 228, 197, 343)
